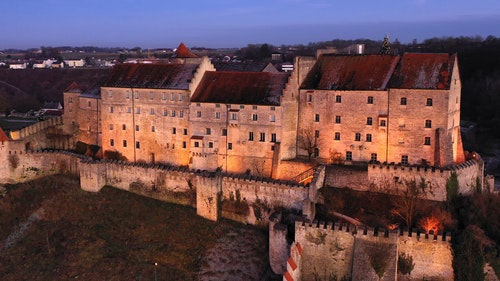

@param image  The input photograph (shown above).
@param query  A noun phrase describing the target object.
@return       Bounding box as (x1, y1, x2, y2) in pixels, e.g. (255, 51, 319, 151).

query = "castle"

(0, 43, 491, 280)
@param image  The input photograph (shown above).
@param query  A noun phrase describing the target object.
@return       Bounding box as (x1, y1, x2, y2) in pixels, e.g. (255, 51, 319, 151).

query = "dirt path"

(0, 207, 44, 251)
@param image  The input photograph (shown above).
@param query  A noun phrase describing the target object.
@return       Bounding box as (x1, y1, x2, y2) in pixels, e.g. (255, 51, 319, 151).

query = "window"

(196, 111, 201, 118)
(314, 148, 319, 157)
(222, 128, 227, 136)
(249, 132, 254, 141)
(196, 103, 201, 107)
(215, 112, 221, 119)
(179, 110, 184, 118)
(172, 128, 176, 134)
(88, 101, 91, 107)
(135, 107, 140, 114)
(380, 120, 386, 127)
(367, 96, 374, 104)
(122, 124, 126, 130)
(194, 141, 199, 148)
(163, 109, 168, 116)
(401, 155, 409, 165)
(260, 132, 265, 142)
(110, 139, 114, 147)
(367, 117, 373, 125)
(206, 128, 211, 135)
(108, 91, 113, 98)
(355, 133, 361, 141)
(252, 114, 258, 121)
(426, 98, 433, 106)
(239, 105, 244, 109)
(335, 116, 341, 124)
(335, 95, 342, 103)
(366, 134, 372, 142)
(136, 141, 140, 149)
(270, 106, 275, 111)
(109, 124, 114, 130)
(334, 132, 340, 140)
(68, 97, 73, 103)
(183, 128, 188, 135)
(123, 140, 127, 147)
(315, 130, 320, 138)
(182, 141, 186, 148)
(252, 105, 257, 110)
(162, 92, 167, 100)
(425, 120, 432, 128)
(135, 125, 139, 131)
(134, 92, 139, 99)
(127, 107, 131, 113)
(171, 93, 175, 101)
(151, 126, 155, 132)
(150, 108, 155, 115)
(215, 103, 221, 108)
(171, 110, 176, 117)
(228, 143, 233, 150)
(424, 137, 431, 145)
(109, 106, 114, 113)
(178, 94, 183, 101)
(125, 91, 130, 99)
(270, 115, 276, 122)
(346, 151, 352, 161)
(208, 142, 213, 148)
(271, 133, 277, 142)
(371, 153, 378, 162)
(231, 113, 237, 120)
(150, 92, 154, 100)
(315, 114, 320, 122)
(308, 94, 313, 102)
(400, 97, 407, 105)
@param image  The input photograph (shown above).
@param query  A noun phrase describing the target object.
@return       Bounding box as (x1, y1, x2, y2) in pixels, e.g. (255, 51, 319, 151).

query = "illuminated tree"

(298, 126, 319, 161)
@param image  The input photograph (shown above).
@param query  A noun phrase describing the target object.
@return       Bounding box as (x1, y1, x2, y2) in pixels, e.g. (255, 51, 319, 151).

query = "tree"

(298, 126, 319, 161)
(390, 178, 433, 229)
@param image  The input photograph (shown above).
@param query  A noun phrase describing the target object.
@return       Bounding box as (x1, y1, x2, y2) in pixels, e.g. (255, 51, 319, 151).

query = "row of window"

(197, 111, 276, 122)
(196, 103, 276, 111)
(248, 132, 277, 142)
(314, 114, 433, 128)
(108, 90, 185, 102)
(307, 94, 434, 107)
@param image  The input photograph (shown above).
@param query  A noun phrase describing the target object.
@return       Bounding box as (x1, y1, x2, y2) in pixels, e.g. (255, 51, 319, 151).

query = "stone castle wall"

(325, 159, 484, 201)
(0, 150, 83, 184)
(78, 159, 309, 222)
(291, 221, 453, 281)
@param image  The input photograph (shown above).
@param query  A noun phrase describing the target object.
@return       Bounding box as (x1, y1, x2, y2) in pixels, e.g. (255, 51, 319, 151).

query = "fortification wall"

(397, 231, 453, 280)
(9, 117, 63, 140)
(323, 159, 483, 201)
(289, 221, 453, 281)
(368, 160, 482, 201)
(294, 221, 355, 280)
(0, 150, 83, 184)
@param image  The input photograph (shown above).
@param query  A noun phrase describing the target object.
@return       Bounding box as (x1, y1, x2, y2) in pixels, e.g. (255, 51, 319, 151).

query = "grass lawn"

(0, 175, 259, 281)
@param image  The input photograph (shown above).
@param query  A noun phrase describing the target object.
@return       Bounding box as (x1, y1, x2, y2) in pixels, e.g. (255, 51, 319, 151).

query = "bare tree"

(391, 177, 433, 229)
(298, 126, 319, 161)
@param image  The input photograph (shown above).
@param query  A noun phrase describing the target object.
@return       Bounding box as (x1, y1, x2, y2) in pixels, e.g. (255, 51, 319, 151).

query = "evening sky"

(2, 0, 499, 49)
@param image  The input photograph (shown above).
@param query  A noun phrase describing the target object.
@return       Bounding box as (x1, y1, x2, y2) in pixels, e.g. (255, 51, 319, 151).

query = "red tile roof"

(0, 127, 9, 142)
(64, 82, 83, 93)
(191, 71, 289, 105)
(302, 54, 400, 90)
(102, 63, 199, 90)
(174, 43, 198, 58)
(389, 53, 456, 89)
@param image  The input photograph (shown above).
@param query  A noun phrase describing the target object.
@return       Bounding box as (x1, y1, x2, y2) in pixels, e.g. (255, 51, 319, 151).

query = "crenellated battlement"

(8, 116, 63, 141)
(296, 220, 451, 243)
(369, 159, 478, 174)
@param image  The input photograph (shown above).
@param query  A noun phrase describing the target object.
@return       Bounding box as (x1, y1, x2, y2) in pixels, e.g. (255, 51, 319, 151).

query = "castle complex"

(0, 43, 491, 280)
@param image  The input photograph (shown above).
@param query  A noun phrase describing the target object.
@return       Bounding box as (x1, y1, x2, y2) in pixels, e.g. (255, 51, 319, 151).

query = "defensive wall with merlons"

(282, 220, 453, 281)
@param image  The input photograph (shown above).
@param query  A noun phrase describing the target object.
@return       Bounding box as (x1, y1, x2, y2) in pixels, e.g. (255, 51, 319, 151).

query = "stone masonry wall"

(1, 150, 83, 184)
(324, 159, 484, 201)
(291, 221, 453, 281)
